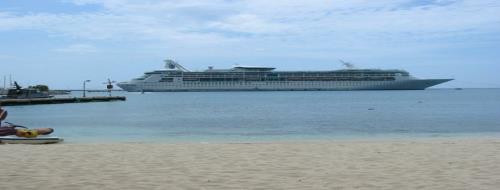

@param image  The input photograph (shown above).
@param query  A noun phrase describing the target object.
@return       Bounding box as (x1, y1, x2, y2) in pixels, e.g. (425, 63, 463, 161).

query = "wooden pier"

(0, 96, 126, 106)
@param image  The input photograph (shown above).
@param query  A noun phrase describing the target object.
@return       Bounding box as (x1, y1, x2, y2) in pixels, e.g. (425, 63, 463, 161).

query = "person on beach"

(0, 105, 54, 137)
(0, 106, 8, 127)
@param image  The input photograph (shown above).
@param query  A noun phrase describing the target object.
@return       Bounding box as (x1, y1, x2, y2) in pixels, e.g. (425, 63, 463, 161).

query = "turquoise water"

(4, 89, 500, 143)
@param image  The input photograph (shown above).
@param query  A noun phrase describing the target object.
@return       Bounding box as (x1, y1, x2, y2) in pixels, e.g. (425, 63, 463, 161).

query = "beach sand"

(1, 139, 500, 190)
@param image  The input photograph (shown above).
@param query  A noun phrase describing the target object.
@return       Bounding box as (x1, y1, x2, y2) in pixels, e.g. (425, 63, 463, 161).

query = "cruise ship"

(117, 59, 452, 92)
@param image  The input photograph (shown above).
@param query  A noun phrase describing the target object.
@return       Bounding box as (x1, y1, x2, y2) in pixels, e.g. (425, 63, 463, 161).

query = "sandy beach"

(1, 139, 500, 190)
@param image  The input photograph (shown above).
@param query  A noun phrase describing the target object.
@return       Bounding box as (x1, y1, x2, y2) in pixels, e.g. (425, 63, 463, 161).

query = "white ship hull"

(118, 79, 452, 92)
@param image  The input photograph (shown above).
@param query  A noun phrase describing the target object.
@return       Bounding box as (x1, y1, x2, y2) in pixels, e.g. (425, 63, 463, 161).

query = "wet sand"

(1, 139, 500, 190)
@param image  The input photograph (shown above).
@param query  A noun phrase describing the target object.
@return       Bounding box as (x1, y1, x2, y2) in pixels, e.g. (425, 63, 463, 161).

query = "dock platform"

(0, 96, 126, 106)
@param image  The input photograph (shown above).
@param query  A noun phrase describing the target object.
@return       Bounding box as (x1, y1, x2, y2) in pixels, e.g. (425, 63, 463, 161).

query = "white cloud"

(54, 44, 97, 53)
(0, 0, 499, 54)
(208, 14, 291, 34)
(2, 1, 498, 35)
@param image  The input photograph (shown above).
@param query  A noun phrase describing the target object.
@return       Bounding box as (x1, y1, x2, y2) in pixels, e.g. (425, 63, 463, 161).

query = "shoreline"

(2, 138, 500, 189)
(56, 132, 500, 144)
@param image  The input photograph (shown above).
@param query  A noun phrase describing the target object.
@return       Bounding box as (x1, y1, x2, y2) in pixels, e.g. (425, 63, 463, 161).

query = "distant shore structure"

(0, 96, 126, 106)
(117, 59, 452, 92)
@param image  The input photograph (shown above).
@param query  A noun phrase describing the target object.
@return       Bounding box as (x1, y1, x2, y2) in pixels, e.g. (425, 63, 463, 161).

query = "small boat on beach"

(0, 136, 63, 144)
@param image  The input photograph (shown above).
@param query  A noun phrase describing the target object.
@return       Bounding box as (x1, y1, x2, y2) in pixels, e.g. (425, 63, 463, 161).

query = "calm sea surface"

(5, 89, 500, 143)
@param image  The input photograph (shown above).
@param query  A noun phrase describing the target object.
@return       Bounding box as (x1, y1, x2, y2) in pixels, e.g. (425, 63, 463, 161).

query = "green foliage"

(29, 85, 50, 92)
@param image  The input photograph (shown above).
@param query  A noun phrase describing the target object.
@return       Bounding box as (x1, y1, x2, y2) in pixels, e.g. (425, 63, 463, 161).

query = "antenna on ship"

(164, 59, 190, 72)
(339, 60, 355, 69)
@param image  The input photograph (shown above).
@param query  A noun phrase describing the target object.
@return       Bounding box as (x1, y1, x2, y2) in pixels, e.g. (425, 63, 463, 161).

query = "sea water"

(4, 89, 500, 143)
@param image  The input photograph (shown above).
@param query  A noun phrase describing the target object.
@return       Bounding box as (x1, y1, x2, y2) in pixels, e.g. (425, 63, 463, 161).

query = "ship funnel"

(165, 59, 177, 69)
(339, 60, 355, 69)
(164, 59, 190, 72)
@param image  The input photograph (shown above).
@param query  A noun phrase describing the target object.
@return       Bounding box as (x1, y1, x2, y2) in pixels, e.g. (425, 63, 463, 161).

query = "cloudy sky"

(1, 0, 499, 89)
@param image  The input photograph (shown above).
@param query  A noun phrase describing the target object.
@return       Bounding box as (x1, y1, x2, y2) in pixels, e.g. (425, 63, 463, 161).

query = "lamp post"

(83, 80, 91, 97)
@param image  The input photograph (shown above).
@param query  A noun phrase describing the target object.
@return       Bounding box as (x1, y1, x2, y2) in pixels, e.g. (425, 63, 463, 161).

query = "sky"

(0, 0, 499, 89)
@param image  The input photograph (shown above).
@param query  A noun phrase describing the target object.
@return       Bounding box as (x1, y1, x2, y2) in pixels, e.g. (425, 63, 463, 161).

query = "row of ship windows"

(172, 74, 403, 78)
(145, 81, 391, 87)
(159, 77, 395, 82)
(159, 71, 407, 76)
